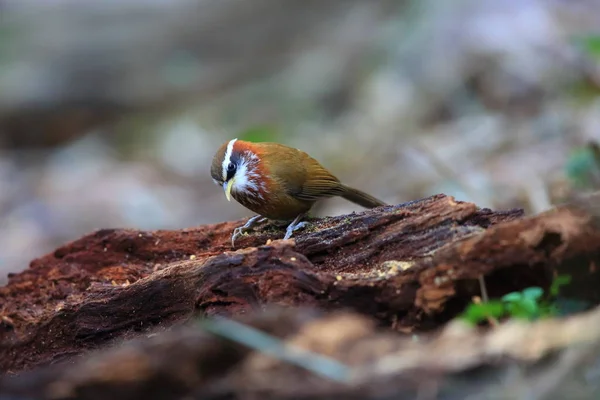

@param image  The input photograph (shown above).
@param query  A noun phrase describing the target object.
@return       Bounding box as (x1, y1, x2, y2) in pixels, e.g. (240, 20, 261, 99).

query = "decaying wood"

(2, 193, 600, 399)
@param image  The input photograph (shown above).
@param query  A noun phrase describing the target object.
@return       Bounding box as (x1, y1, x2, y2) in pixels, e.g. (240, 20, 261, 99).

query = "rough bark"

(2, 193, 600, 398)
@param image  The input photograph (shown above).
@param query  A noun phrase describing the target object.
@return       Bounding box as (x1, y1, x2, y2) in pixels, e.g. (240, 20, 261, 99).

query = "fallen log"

(1, 192, 599, 397)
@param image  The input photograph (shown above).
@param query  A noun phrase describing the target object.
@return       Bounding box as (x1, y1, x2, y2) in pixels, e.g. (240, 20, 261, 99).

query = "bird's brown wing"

(261, 143, 345, 202)
(294, 158, 346, 201)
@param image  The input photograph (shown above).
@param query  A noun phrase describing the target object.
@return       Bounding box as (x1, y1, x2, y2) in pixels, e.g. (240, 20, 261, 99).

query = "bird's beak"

(223, 180, 234, 202)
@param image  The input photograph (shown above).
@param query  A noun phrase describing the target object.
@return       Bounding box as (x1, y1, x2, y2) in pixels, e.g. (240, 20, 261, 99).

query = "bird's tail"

(340, 184, 386, 208)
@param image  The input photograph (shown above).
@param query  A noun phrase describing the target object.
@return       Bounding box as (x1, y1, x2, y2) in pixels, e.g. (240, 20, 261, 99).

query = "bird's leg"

(283, 213, 308, 240)
(232, 215, 267, 247)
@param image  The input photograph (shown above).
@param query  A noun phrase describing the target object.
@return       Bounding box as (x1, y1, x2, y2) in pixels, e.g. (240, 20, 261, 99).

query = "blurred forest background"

(1, 0, 600, 282)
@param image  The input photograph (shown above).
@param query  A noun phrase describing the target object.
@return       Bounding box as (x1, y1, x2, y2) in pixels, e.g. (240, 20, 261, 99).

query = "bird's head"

(210, 138, 266, 203)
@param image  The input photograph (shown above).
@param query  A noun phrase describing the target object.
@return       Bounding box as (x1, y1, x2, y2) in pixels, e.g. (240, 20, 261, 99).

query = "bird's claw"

(231, 227, 246, 247)
(231, 215, 266, 248)
(231, 215, 308, 246)
(283, 221, 308, 240)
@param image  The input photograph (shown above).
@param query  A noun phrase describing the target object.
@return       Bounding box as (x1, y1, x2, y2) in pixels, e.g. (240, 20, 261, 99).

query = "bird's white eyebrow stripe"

(222, 138, 238, 181)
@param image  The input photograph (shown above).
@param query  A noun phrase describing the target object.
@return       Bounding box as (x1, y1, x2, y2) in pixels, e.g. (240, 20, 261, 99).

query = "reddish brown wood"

(2, 193, 598, 380)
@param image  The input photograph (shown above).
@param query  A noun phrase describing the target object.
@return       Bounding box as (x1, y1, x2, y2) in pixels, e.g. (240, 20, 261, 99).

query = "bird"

(210, 138, 387, 246)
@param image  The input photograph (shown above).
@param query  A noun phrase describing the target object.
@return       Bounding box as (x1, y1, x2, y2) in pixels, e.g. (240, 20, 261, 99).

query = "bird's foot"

(283, 214, 308, 240)
(283, 222, 307, 240)
(231, 215, 267, 247)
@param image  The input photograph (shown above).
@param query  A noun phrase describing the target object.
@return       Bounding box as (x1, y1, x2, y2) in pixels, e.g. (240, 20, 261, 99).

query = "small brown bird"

(211, 139, 386, 246)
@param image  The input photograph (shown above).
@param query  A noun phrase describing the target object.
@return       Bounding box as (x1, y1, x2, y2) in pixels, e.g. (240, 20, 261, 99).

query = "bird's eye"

(225, 162, 237, 181)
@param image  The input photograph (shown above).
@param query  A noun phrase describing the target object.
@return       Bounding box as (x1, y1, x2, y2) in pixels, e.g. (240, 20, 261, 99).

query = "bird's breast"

(232, 188, 313, 220)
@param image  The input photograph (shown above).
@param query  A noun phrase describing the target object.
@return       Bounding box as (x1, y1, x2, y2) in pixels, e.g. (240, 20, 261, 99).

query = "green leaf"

(461, 280, 574, 325)
(520, 298, 540, 315)
(505, 299, 538, 320)
(550, 275, 572, 297)
(522, 287, 543, 301)
(501, 288, 544, 320)
(501, 292, 523, 303)
(461, 301, 505, 324)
